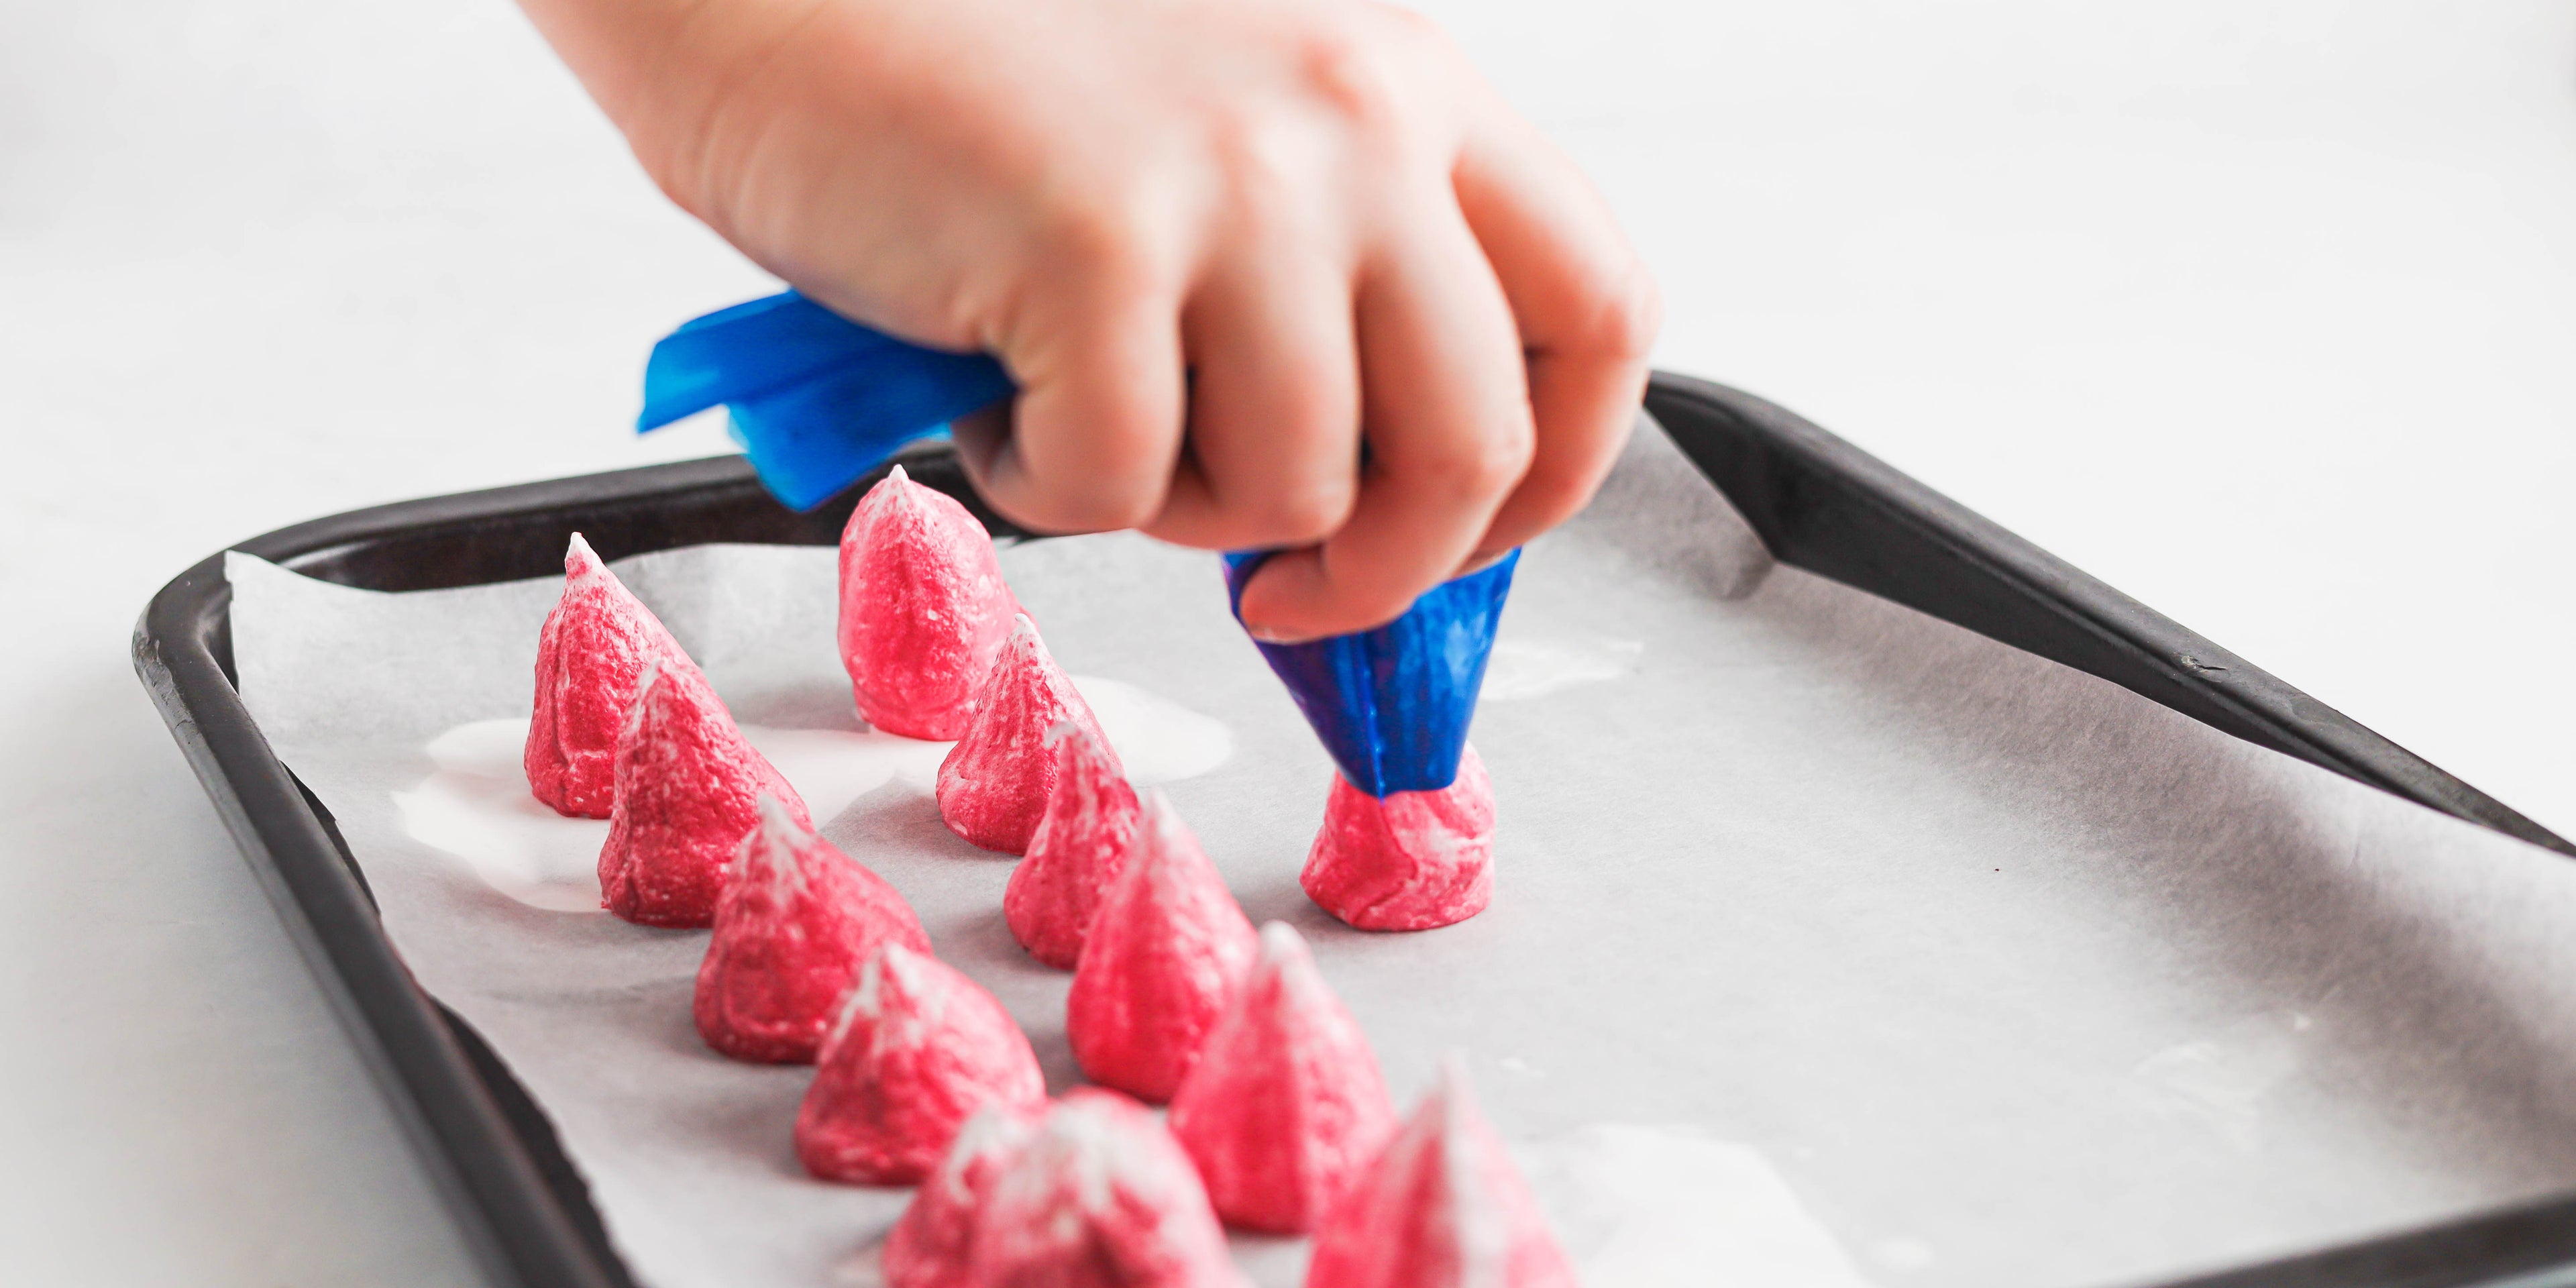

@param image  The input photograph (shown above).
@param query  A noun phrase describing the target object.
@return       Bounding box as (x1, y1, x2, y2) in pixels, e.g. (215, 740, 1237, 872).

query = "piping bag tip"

(635, 290, 1015, 512)
(1223, 549, 1519, 798)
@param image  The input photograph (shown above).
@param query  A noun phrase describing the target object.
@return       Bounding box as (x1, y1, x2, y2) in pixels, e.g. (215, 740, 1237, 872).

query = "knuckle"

(1411, 421, 1535, 500)
(1246, 481, 1357, 547)
(1078, 424, 1183, 521)
(1012, 484, 1165, 537)
(1205, 108, 1306, 211)
(635, 102, 740, 233)
(1040, 203, 1139, 281)
(1004, 396, 1180, 537)
(1090, 491, 1168, 532)
(1512, 449, 1612, 528)
(1582, 257, 1664, 361)
(1035, 183, 1174, 297)
(1479, 425, 1540, 492)
(1293, 15, 1408, 131)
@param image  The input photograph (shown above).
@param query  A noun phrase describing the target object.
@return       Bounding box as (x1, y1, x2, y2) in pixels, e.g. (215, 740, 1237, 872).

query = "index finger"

(1451, 94, 1659, 568)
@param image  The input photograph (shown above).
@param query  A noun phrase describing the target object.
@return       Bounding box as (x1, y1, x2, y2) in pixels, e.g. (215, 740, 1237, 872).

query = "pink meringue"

(795, 945, 1046, 1185)
(881, 1103, 1041, 1288)
(936, 616, 1113, 855)
(1303, 745, 1495, 932)
(1002, 723, 1141, 968)
(525, 533, 693, 818)
(693, 796, 931, 1063)
(1303, 1059, 1576, 1288)
(597, 661, 807, 928)
(838, 464, 1020, 740)
(1065, 793, 1258, 1103)
(971, 1088, 1247, 1288)
(1169, 922, 1397, 1233)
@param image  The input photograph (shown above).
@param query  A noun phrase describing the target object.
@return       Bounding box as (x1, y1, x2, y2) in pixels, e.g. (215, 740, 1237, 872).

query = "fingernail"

(1247, 623, 1319, 646)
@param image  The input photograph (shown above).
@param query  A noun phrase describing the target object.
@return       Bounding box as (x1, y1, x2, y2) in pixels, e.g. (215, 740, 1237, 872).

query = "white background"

(2, 1, 2569, 1283)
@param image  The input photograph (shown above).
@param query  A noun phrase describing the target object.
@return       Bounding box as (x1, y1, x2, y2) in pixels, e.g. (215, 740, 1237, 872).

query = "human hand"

(522, 0, 1656, 640)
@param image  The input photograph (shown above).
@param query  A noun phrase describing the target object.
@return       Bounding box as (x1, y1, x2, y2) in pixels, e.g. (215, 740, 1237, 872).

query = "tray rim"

(133, 373, 2576, 1288)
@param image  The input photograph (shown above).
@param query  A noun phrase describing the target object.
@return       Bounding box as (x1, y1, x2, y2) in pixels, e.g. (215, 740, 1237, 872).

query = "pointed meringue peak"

(1004, 722, 1143, 969)
(743, 792, 814, 902)
(839, 464, 1018, 740)
(695, 796, 929, 1063)
(1304, 743, 1497, 932)
(596, 662, 807, 928)
(1256, 919, 1302, 968)
(936, 614, 1114, 855)
(524, 533, 692, 819)
(971, 1089, 1247, 1288)
(1065, 792, 1258, 1103)
(564, 530, 607, 579)
(829, 941, 922, 1052)
(1237, 922, 1338, 1020)
(796, 944, 1046, 1185)
(1303, 1057, 1576, 1288)
(1169, 921, 1397, 1234)
(920, 1101, 1042, 1221)
(858, 464, 934, 531)
(883, 1102, 1042, 1288)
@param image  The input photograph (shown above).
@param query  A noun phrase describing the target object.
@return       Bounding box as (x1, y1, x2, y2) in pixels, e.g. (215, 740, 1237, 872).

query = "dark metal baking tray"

(133, 373, 2576, 1288)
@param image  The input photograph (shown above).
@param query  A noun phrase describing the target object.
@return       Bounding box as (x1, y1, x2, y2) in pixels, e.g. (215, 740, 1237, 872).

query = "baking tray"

(133, 373, 2576, 1288)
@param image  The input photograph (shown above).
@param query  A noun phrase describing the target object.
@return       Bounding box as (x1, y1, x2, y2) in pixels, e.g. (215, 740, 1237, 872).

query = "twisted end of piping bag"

(637, 291, 1016, 511)
(1224, 551, 1519, 798)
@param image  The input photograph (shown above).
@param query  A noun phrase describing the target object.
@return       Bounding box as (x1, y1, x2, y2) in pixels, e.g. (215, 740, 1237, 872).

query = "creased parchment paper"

(229, 425, 2576, 1288)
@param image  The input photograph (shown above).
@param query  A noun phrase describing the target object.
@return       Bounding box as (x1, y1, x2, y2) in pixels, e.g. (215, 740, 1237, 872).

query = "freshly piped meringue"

(1303, 745, 1496, 932)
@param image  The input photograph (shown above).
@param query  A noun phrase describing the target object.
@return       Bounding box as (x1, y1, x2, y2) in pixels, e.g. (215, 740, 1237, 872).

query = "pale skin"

(519, 0, 1658, 641)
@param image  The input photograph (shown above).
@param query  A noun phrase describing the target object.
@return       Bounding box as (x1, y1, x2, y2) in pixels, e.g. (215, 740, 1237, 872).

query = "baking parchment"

(228, 425, 2576, 1288)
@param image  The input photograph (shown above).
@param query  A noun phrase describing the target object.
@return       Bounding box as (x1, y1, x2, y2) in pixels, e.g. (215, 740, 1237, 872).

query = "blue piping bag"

(637, 291, 1014, 511)
(1223, 550, 1518, 798)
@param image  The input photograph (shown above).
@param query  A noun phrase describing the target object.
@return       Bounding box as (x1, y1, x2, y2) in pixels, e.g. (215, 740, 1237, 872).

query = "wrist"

(517, 0, 837, 175)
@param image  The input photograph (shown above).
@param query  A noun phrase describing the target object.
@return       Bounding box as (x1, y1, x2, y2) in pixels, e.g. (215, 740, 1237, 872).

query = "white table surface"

(3, 1, 2569, 1283)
